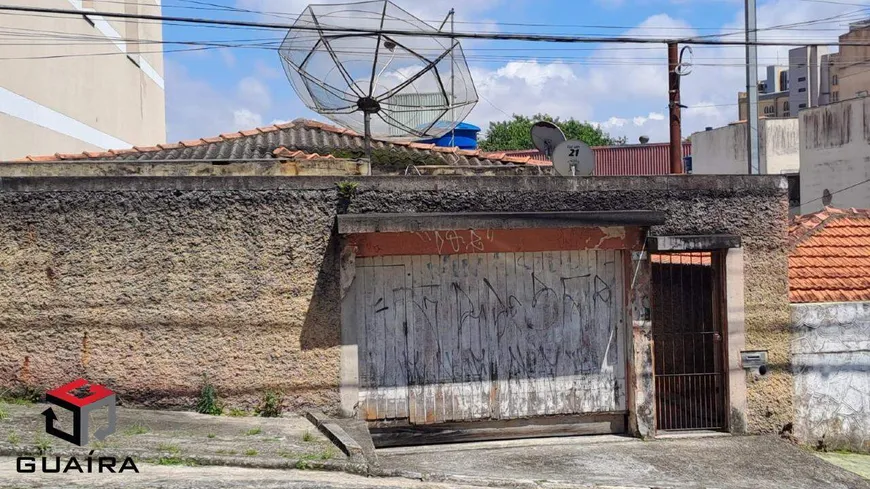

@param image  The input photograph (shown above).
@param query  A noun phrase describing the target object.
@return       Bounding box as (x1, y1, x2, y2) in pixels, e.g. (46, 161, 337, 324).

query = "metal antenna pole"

(745, 0, 760, 174)
(364, 112, 373, 175)
(450, 8, 455, 147)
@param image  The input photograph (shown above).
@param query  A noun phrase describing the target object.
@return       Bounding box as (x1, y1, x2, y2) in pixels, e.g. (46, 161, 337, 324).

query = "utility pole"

(668, 42, 683, 174)
(745, 0, 760, 174)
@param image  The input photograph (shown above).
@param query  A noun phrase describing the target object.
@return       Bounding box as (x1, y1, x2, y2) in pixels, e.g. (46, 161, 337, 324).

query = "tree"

(478, 114, 623, 152)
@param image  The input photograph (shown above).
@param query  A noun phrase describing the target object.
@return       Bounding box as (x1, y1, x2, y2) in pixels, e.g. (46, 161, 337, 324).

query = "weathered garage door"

(353, 250, 626, 424)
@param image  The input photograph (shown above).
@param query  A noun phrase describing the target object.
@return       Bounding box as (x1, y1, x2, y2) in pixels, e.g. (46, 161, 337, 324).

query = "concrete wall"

(0, 175, 790, 432)
(799, 98, 870, 214)
(0, 0, 165, 160)
(792, 302, 870, 450)
(691, 119, 799, 176)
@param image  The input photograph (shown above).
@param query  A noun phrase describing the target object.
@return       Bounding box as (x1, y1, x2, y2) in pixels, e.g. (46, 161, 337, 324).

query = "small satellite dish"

(552, 140, 594, 177)
(530, 121, 566, 158)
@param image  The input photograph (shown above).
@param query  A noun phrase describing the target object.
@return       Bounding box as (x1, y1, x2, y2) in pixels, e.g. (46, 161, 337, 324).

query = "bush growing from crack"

(336, 181, 359, 200)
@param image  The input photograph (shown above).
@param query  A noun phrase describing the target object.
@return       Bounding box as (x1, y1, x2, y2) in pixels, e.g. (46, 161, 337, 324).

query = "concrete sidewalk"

(3, 401, 868, 488)
(377, 434, 870, 489)
(0, 403, 353, 471)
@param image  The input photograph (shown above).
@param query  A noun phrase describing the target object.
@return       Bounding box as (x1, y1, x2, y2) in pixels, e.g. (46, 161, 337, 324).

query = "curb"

(0, 444, 659, 488)
(0, 444, 367, 475)
(305, 410, 366, 464)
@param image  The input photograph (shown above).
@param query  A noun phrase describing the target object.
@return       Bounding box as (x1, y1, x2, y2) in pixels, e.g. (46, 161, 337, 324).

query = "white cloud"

(165, 62, 275, 141)
(233, 109, 263, 128)
(220, 50, 236, 68)
(237, 76, 272, 108)
(166, 61, 239, 141)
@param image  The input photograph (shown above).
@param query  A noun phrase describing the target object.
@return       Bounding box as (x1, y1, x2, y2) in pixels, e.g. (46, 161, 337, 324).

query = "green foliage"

(157, 443, 181, 455)
(207, 432, 216, 439)
(196, 375, 222, 416)
(301, 430, 314, 442)
(255, 391, 283, 418)
(7, 432, 20, 445)
(336, 181, 359, 200)
(227, 408, 248, 417)
(300, 448, 335, 461)
(0, 403, 7, 420)
(34, 436, 51, 455)
(244, 448, 258, 456)
(478, 113, 625, 152)
(123, 423, 149, 436)
(0, 385, 43, 404)
(156, 456, 184, 465)
(245, 427, 262, 436)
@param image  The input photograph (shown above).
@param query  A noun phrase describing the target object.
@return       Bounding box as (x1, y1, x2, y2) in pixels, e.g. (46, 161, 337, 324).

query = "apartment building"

(0, 0, 165, 160)
(788, 46, 828, 113)
(820, 21, 870, 105)
(737, 65, 791, 120)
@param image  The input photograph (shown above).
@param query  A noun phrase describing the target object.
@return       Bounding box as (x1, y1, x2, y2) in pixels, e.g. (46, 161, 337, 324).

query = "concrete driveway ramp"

(377, 434, 870, 489)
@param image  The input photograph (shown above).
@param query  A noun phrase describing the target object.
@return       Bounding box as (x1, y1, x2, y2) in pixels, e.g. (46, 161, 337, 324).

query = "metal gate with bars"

(651, 251, 726, 431)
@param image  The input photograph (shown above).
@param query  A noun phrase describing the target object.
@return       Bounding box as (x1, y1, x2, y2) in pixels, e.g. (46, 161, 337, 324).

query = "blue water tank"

(418, 122, 481, 150)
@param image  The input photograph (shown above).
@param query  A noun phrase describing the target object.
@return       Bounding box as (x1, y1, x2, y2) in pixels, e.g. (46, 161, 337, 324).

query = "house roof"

(14, 119, 527, 167)
(789, 207, 870, 303)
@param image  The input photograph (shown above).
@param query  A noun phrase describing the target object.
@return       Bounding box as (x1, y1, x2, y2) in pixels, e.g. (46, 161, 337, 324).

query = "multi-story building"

(820, 21, 870, 105)
(0, 0, 165, 161)
(737, 65, 791, 120)
(788, 46, 829, 113)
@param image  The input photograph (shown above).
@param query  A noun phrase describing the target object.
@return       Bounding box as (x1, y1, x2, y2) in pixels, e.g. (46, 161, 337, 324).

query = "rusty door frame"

(650, 250, 729, 432)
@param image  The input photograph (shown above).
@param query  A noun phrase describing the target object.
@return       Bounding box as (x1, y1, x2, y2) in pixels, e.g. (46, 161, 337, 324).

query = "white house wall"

(792, 301, 870, 450)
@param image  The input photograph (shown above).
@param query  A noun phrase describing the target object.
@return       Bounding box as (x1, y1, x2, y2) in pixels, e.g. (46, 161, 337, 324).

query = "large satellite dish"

(530, 121, 566, 158)
(278, 1, 478, 157)
(552, 140, 595, 177)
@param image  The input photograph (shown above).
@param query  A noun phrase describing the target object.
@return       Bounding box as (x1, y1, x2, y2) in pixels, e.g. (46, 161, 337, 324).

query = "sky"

(162, 0, 861, 144)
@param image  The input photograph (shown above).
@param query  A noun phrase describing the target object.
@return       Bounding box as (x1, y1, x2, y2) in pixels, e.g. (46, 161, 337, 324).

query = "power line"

(791, 177, 870, 211)
(5, 4, 870, 47)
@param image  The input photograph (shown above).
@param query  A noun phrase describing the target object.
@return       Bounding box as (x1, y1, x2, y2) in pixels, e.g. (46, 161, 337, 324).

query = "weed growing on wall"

(336, 181, 359, 200)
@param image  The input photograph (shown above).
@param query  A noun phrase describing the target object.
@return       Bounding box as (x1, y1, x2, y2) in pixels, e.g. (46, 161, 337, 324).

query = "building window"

(833, 91, 839, 102)
(798, 87, 806, 93)
(784, 112, 790, 117)
(784, 101, 790, 111)
(798, 76, 806, 82)
(763, 105, 775, 116)
(799, 103, 807, 108)
(833, 74, 839, 85)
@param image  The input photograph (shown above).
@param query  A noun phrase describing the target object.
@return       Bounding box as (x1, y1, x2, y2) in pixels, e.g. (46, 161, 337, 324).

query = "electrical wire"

(790, 177, 870, 211)
(6, 4, 870, 47)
